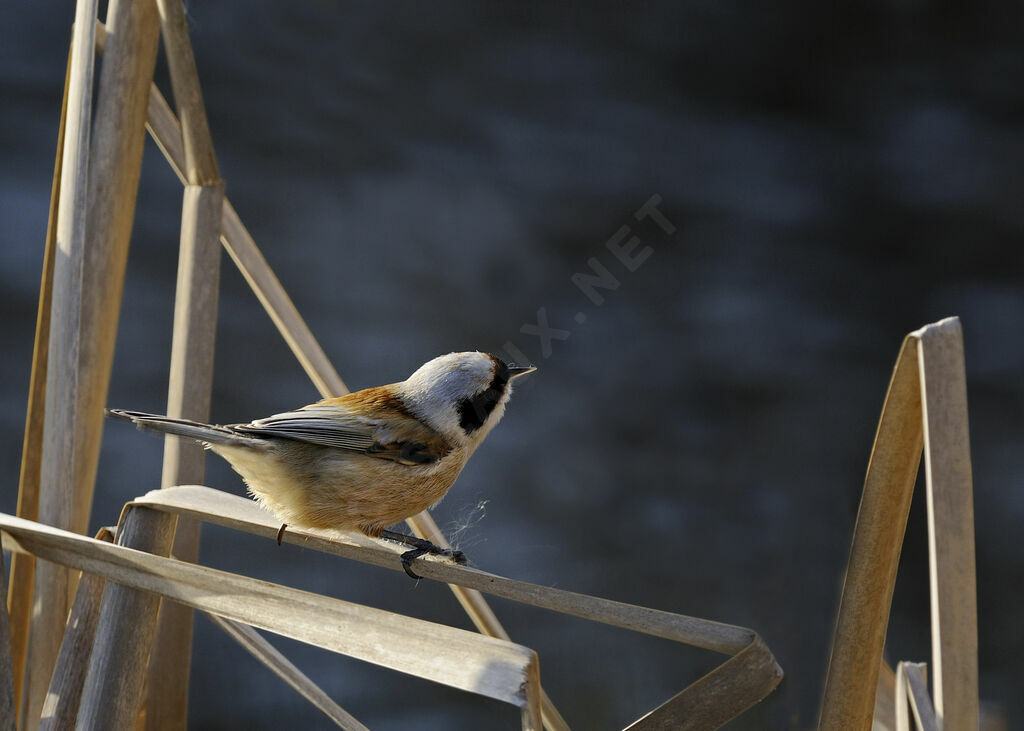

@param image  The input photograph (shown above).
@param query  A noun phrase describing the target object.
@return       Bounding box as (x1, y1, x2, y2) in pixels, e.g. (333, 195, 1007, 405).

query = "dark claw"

(400, 547, 429, 579)
(276, 524, 288, 545)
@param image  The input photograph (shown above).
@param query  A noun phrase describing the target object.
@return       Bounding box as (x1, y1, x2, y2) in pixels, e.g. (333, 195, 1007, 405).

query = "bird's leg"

(378, 529, 466, 579)
(276, 524, 288, 545)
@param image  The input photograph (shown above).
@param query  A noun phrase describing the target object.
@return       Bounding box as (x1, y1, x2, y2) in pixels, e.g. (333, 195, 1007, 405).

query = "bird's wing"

(233, 388, 453, 465)
(235, 405, 377, 451)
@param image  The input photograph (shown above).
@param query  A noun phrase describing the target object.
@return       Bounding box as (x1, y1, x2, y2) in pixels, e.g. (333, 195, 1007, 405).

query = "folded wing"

(234, 397, 453, 466)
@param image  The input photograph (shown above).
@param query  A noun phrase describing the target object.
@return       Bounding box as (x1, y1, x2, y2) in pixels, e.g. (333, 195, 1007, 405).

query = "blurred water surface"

(2, 1, 1023, 728)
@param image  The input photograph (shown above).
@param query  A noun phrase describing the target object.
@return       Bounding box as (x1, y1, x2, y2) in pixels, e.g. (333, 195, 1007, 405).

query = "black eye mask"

(457, 361, 511, 434)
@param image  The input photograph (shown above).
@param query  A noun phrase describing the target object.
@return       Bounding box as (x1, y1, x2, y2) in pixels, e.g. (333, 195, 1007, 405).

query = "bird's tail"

(106, 409, 260, 448)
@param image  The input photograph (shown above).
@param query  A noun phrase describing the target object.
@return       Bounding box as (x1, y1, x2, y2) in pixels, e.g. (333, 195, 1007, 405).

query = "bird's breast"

(216, 441, 470, 534)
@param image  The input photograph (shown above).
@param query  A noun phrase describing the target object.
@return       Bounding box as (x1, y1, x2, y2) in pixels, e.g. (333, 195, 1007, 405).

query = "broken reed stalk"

(76, 509, 176, 730)
(896, 662, 937, 731)
(6, 34, 71, 731)
(144, 1, 226, 725)
(24, 1, 98, 725)
(820, 318, 978, 730)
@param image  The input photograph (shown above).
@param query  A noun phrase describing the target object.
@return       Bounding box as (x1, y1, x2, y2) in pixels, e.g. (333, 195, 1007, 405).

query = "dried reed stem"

(37, 529, 113, 731)
(134, 485, 755, 654)
(155, 0, 219, 185)
(916, 319, 978, 729)
(144, 181, 224, 731)
(209, 615, 369, 730)
(874, 660, 897, 729)
(76, 508, 176, 730)
(145, 2, 225, 724)
(820, 317, 978, 730)
(521, 656, 542, 731)
(73, 0, 160, 531)
(24, 2, 98, 725)
(37, 0, 163, 725)
(819, 337, 922, 730)
(623, 635, 781, 730)
(1, 549, 15, 731)
(6, 35, 72, 731)
(896, 662, 938, 731)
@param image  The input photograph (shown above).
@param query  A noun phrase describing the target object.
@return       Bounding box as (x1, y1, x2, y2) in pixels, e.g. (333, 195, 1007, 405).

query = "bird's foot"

(276, 524, 287, 545)
(379, 529, 466, 579)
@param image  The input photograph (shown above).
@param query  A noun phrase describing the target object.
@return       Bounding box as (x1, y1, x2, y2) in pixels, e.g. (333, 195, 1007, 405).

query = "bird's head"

(398, 352, 535, 447)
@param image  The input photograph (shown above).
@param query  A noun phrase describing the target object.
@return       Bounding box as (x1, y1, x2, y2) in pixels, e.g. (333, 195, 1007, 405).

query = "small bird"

(108, 352, 535, 578)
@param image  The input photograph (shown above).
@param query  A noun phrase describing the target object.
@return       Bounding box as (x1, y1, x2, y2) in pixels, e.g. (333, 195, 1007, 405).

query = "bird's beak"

(508, 365, 537, 380)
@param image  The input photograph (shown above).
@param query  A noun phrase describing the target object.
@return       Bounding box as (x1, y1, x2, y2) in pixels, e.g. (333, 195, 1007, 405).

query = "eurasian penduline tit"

(108, 351, 535, 578)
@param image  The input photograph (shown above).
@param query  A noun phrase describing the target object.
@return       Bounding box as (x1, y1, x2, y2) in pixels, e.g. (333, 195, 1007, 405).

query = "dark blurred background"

(3, 1, 1023, 728)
